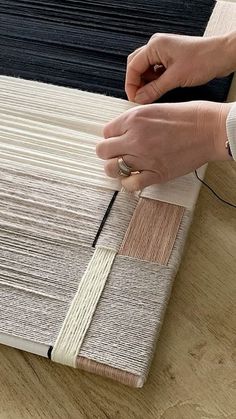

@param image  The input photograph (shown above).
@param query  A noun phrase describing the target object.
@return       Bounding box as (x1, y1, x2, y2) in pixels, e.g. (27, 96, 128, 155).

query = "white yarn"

(0, 75, 204, 209)
(51, 246, 116, 367)
(140, 168, 206, 211)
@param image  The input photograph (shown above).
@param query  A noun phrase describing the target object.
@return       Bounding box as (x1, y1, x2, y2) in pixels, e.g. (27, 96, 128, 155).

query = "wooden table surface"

(0, 163, 235, 419)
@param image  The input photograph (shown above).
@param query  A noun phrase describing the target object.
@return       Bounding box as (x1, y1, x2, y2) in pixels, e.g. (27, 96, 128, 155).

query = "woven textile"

(0, 0, 235, 387)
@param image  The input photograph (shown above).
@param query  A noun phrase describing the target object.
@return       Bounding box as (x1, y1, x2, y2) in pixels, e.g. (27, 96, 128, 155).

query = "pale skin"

(96, 31, 236, 191)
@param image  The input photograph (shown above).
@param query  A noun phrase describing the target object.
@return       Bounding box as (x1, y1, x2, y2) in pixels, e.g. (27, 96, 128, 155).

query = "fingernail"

(134, 91, 149, 104)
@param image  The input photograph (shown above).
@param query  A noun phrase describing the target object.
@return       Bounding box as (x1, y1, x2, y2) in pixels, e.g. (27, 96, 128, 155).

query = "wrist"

(221, 31, 236, 76)
(206, 33, 236, 79)
(212, 103, 232, 161)
(197, 102, 231, 163)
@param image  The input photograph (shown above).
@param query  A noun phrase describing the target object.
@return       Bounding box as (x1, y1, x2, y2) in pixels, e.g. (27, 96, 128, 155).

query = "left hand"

(96, 101, 231, 191)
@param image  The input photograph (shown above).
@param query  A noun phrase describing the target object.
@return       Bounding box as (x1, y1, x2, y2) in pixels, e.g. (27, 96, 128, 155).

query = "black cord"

(92, 191, 119, 247)
(195, 170, 236, 209)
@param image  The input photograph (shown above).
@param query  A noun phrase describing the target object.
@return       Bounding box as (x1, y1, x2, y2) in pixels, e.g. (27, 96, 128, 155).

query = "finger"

(134, 68, 176, 104)
(96, 135, 130, 160)
(103, 113, 128, 139)
(125, 45, 162, 101)
(126, 47, 146, 101)
(141, 65, 165, 83)
(149, 33, 160, 41)
(127, 46, 145, 64)
(127, 50, 163, 98)
(121, 171, 158, 192)
(104, 155, 142, 178)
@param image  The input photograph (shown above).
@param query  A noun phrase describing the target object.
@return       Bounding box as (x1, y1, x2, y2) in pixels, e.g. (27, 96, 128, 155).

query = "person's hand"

(96, 101, 232, 192)
(126, 33, 233, 104)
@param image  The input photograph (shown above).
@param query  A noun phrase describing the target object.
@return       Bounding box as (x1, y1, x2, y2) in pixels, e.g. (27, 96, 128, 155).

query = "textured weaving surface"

(0, 160, 191, 379)
(0, 0, 234, 387)
(119, 199, 184, 264)
(52, 247, 116, 367)
(0, 76, 207, 209)
(97, 192, 139, 251)
(0, 76, 132, 188)
(0, 238, 94, 344)
(79, 217, 192, 378)
(0, 0, 232, 102)
(0, 79, 195, 376)
(0, 167, 114, 246)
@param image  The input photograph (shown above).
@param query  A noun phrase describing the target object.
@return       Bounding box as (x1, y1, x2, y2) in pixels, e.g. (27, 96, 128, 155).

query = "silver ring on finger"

(117, 156, 133, 177)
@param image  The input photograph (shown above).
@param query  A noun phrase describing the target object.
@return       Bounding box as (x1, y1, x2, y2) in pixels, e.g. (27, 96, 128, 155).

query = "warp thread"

(0, 166, 116, 248)
(97, 190, 139, 251)
(0, 76, 208, 210)
(0, 0, 232, 102)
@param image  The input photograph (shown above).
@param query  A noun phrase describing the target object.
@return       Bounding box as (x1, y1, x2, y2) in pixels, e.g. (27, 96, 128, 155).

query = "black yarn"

(0, 0, 232, 101)
(92, 191, 119, 248)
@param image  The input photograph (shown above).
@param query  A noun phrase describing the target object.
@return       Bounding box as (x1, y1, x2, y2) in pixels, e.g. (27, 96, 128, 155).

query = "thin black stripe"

(92, 191, 119, 248)
(47, 345, 53, 360)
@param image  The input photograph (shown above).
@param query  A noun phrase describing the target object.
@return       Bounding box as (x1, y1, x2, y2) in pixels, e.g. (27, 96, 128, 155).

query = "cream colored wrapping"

(51, 247, 116, 367)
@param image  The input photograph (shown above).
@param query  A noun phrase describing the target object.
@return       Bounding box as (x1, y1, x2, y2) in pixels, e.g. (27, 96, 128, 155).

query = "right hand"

(97, 100, 231, 191)
(125, 33, 232, 104)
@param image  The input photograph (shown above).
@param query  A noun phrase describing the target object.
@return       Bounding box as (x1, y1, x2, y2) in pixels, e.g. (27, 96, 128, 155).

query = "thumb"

(134, 69, 176, 104)
(121, 171, 158, 192)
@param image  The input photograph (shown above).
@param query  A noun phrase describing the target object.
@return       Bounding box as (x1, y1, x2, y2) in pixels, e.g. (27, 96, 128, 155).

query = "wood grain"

(119, 198, 184, 265)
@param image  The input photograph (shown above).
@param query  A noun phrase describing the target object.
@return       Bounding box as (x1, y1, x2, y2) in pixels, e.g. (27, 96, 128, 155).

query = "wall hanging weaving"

(0, 0, 235, 387)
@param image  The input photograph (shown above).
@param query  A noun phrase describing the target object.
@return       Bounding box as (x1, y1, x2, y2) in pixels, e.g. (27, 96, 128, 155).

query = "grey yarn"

(0, 164, 190, 379)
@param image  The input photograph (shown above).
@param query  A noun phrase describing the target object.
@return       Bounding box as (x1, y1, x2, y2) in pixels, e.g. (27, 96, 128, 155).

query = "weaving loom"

(0, 0, 235, 387)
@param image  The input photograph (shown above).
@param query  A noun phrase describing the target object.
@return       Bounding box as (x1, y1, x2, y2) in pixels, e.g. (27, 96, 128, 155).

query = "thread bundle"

(0, 0, 232, 102)
(0, 76, 207, 209)
(52, 247, 117, 367)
